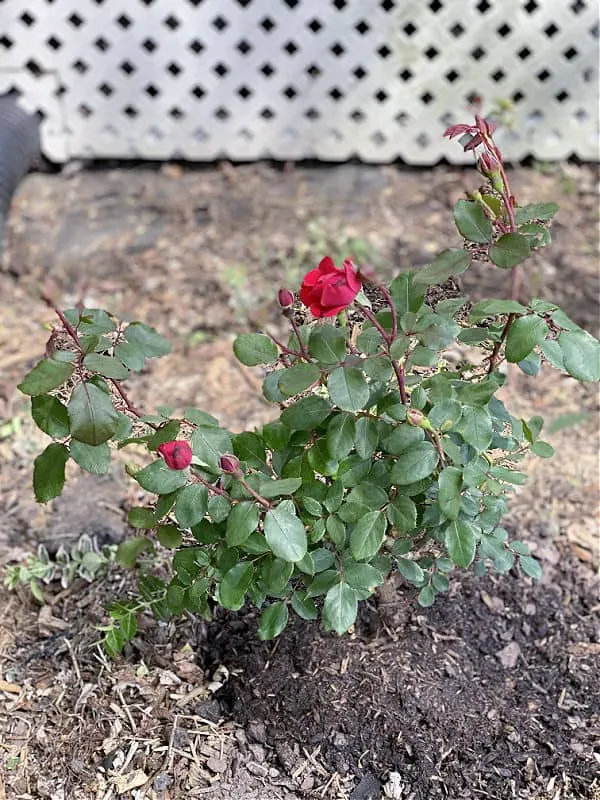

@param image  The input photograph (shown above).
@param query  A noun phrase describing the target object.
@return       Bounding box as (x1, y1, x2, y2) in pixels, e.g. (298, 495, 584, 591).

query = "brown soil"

(0, 161, 598, 800)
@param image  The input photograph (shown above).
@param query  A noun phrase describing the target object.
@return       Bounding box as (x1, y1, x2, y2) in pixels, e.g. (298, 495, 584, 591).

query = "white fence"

(0, 0, 598, 163)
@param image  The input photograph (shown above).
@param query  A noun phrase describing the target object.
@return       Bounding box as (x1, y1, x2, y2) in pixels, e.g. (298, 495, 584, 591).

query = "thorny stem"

(239, 478, 272, 510)
(487, 312, 515, 375)
(356, 302, 409, 405)
(266, 331, 303, 361)
(192, 471, 232, 500)
(391, 359, 409, 406)
(284, 310, 310, 359)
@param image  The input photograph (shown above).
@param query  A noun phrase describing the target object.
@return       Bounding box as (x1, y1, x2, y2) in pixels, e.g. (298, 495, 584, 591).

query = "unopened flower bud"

(406, 409, 434, 431)
(278, 288, 294, 309)
(478, 152, 504, 193)
(220, 453, 243, 476)
(158, 440, 193, 470)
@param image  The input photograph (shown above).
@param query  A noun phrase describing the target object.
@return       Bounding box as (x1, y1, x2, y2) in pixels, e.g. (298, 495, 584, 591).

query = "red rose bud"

(277, 288, 294, 309)
(158, 440, 193, 470)
(299, 256, 361, 318)
(406, 409, 434, 431)
(220, 453, 242, 476)
(478, 152, 504, 193)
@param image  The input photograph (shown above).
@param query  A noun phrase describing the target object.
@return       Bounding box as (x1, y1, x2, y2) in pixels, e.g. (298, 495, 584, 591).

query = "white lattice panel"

(0, 0, 598, 163)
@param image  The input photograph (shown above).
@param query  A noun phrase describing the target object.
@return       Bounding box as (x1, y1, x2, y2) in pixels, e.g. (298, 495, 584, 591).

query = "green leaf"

(540, 339, 564, 370)
(389, 442, 439, 485)
(489, 233, 531, 269)
(518, 352, 541, 376)
(323, 582, 358, 634)
(308, 325, 347, 363)
(354, 416, 379, 459)
(128, 507, 157, 529)
(413, 249, 472, 286)
(327, 413, 356, 459)
(324, 481, 344, 513)
(19, 358, 75, 396)
(262, 421, 291, 451)
(82, 353, 129, 380)
(445, 520, 477, 568)
(124, 322, 171, 357)
(68, 382, 120, 445)
(326, 514, 346, 547)
(381, 424, 423, 455)
(455, 374, 504, 407)
(208, 494, 231, 523)
(233, 333, 278, 366)
(438, 466, 463, 521)
(136, 459, 189, 494)
(233, 432, 266, 469)
(226, 501, 260, 546)
(220, 562, 254, 610)
(327, 367, 370, 412)
(31, 394, 70, 437)
(280, 396, 332, 430)
(513, 202, 559, 224)
(264, 501, 307, 562)
(116, 536, 153, 568)
(390, 271, 425, 314)
(258, 478, 303, 499)
(519, 555, 543, 580)
(505, 316, 548, 363)
(307, 440, 339, 476)
(470, 299, 528, 320)
(530, 440, 554, 458)
(277, 362, 320, 397)
(33, 443, 70, 503)
(258, 602, 289, 640)
(344, 562, 384, 591)
(65, 307, 116, 335)
(386, 496, 417, 532)
(558, 329, 600, 382)
(191, 426, 233, 470)
(350, 510, 386, 561)
(453, 199, 493, 243)
(519, 222, 551, 248)
(396, 558, 425, 585)
(291, 590, 318, 620)
(69, 440, 111, 474)
(428, 400, 462, 429)
(157, 525, 183, 548)
(456, 406, 493, 452)
(175, 484, 209, 528)
(114, 341, 146, 371)
(418, 585, 436, 607)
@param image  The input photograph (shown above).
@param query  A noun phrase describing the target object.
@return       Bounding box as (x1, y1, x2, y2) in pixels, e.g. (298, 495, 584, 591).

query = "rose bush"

(14, 115, 600, 656)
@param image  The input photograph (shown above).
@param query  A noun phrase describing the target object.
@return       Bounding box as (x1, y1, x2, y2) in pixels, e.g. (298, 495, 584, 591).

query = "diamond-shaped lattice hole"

(395, 112, 410, 126)
(582, 67, 594, 82)
(381, 0, 395, 11)
(194, 127, 208, 141)
(213, 62, 230, 77)
(445, 69, 460, 83)
(497, 23, 511, 37)
(512, 90, 525, 102)
(471, 46, 486, 60)
(189, 39, 204, 54)
(356, 20, 370, 35)
(164, 15, 180, 31)
(123, 105, 139, 119)
(439, 112, 453, 127)
(528, 109, 544, 123)
(120, 60, 136, 75)
(260, 16, 276, 32)
(261, 63, 275, 77)
(305, 108, 320, 120)
(523, 0, 538, 12)
(215, 107, 230, 121)
(354, 66, 367, 80)
(371, 131, 387, 145)
(544, 23, 559, 37)
(145, 83, 161, 98)
(95, 36, 110, 52)
(47, 35, 62, 50)
(537, 68, 551, 82)
(563, 46, 578, 60)
(237, 85, 253, 100)
(399, 68, 413, 81)
(573, 108, 588, 121)
(55, 85, 67, 99)
(555, 90, 570, 102)
(237, 39, 253, 54)
(403, 22, 417, 36)
(306, 64, 322, 79)
(476, 0, 491, 12)
(0, 34, 14, 49)
(284, 40, 299, 54)
(68, 13, 84, 28)
(591, 22, 599, 38)
(213, 15, 228, 31)
(518, 46, 532, 60)
(25, 59, 43, 77)
(142, 38, 157, 52)
(235, 0, 252, 7)
(450, 23, 465, 37)
(98, 82, 114, 97)
(73, 59, 89, 74)
(169, 107, 185, 120)
(20, 12, 36, 26)
(421, 91, 434, 105)
(260, 107, 275, 119)
(570, 0, 586, 13)
(145, 127, 164, 143)
(416, 132, 430, 148)
(191, 85, 206, 99)
(116, 14, 131, 29)
(424, 46, 439, 60)
(377, 45, 392, 59)
(238, 127, 254, 140)
(78, 103, 93, 118)
(283, 85, 298, 99)
(331, 42, 345, 56)
(375, 89, 389, 103)
(429, 0, 443, 12)
(167, 62, 182, 76)
(491, 69, 506, 82)
(328, 128, 343, 141)
(333, 0, 347, 9)
(308, 18, 323, 33)
(329, 87, 344, 101)
(350, 109, 365, 122)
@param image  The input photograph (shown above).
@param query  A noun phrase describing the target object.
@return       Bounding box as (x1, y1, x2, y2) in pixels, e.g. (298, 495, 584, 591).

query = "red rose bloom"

(158, 440, 192, 470)
(299, 256, 361, 318)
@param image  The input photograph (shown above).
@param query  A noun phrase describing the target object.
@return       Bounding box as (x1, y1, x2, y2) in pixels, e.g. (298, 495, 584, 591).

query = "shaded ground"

(0, 161, 598, 800)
